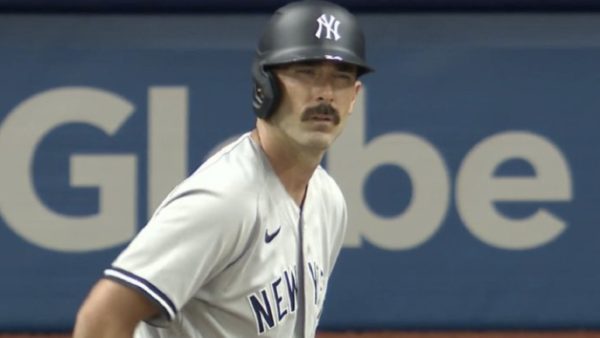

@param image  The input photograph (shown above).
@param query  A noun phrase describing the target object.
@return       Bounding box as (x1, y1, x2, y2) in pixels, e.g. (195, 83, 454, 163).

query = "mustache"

(301, 103, 340, 124)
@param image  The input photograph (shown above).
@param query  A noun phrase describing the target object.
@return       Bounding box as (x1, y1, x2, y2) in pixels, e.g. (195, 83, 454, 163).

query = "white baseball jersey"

(104, 132, 347, 338)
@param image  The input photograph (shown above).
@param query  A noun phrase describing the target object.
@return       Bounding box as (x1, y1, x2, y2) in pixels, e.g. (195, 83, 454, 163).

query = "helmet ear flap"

(252, 61, 281, 119)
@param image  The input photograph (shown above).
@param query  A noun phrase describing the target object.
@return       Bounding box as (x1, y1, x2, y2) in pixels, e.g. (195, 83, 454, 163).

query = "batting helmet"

(251, 0, 374, 119)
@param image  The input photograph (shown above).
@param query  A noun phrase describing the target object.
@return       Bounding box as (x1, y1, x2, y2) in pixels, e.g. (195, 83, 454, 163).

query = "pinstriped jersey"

(104, 132, 347, 338)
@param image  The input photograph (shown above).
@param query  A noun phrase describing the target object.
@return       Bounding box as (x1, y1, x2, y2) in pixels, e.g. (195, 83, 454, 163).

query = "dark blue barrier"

(0, 13, 599, 331)
(2, 0, 600, 12)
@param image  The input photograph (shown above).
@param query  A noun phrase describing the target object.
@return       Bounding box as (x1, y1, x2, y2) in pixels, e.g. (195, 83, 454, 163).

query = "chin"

(302, 131, 336, 150)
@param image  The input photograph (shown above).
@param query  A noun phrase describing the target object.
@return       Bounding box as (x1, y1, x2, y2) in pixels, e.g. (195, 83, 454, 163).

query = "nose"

(314, 75, 335, 103)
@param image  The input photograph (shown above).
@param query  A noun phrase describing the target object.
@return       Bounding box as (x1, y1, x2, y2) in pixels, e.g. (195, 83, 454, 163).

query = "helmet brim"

(260, 46, 374, 76)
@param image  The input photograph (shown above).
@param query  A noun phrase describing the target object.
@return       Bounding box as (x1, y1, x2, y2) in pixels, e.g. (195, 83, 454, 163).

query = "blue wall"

(2, 0, 600, 12)
(0, 13, 599, 331)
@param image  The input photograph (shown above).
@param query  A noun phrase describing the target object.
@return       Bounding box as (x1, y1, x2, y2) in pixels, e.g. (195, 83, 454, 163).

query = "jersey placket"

(299, 206, 318, 338)
(293, 206, 305, 338)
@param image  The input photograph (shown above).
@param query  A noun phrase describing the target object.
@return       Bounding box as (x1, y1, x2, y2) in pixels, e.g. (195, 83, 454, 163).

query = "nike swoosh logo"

(265, 226, 281, 243)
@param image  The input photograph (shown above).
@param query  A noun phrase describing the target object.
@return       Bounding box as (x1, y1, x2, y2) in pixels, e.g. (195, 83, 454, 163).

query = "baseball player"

(73, 1, 373, 337)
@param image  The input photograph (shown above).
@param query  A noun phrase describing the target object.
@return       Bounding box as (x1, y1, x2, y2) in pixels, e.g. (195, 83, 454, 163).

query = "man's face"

(269, 60, 362, 152)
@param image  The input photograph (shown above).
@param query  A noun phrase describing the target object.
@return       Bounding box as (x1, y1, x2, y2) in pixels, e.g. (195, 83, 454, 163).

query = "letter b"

(328, 90, 450, 250)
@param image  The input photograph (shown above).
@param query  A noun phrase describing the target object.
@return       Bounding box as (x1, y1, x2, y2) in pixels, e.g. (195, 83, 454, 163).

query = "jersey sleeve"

(104, 182, 257, 326)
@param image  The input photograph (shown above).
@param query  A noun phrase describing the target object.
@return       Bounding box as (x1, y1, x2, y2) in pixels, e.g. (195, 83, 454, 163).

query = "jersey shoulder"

(161, 133, 265, 215)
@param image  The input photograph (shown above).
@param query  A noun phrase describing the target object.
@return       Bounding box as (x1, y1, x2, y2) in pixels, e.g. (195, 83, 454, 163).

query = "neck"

(252, 125, 324, 206)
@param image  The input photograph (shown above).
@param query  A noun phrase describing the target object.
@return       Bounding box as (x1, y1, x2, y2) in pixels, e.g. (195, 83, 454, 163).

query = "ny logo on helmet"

(315, 14, 341, 41)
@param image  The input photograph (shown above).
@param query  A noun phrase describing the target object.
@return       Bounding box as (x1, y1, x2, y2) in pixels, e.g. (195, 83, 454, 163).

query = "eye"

(335, 73, 353, 80)
(334, 72, 355, 85)
(296, 68, 316, 75)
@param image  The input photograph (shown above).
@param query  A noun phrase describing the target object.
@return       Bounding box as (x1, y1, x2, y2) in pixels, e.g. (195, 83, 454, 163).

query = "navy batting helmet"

(251, 0, 374, 119)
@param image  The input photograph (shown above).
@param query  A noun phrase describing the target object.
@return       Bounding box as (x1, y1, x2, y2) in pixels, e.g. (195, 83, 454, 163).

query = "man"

(73, 1, 373, 337)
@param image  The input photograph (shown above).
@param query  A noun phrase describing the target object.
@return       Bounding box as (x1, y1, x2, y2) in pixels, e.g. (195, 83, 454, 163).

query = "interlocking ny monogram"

(315, 14, 341, 41)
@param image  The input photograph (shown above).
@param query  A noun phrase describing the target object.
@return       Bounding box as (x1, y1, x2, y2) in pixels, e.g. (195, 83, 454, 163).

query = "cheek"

(280, 83, 309, 111)
(290, 96, 311, 116)
(338, 91, 357, 113)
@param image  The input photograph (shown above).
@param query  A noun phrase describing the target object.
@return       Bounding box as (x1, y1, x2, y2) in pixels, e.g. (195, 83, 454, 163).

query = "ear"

(348, 80, 363, 115)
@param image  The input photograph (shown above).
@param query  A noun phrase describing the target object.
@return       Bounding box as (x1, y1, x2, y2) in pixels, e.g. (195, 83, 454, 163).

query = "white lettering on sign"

(0, 86, 187, 252)
(0, 86, 572, 252)
(328, 90, 572, 250)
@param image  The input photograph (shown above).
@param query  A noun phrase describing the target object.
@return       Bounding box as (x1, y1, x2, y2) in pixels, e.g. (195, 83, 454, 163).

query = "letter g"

(0, 87, 137, 252)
